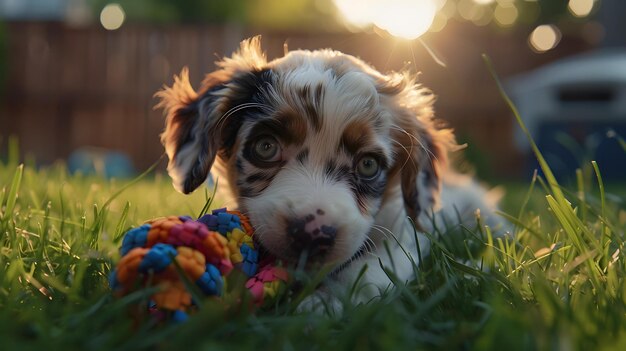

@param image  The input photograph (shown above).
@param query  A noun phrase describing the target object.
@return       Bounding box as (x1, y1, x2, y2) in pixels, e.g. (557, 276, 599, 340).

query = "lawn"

(1, 129, 626, 350)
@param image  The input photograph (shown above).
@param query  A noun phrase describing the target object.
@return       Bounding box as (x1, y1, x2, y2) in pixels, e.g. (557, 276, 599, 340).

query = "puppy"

(156, 37, 501, 310)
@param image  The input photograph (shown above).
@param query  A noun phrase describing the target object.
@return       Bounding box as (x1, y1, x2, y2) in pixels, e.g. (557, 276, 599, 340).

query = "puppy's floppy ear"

(382, 74, 456, 226)
(155, 67, 223, 194)
(395, 111, 455, 224)
(155, 37, 269, 194)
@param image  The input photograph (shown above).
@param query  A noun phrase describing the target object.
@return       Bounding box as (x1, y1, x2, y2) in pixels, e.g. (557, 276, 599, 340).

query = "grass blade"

(483, 55, 566, 205)
(1, 164, 24, 222)
(100, 154, 165, 211)
(113, 201, 131, 243)
(197, 178, 218, 218)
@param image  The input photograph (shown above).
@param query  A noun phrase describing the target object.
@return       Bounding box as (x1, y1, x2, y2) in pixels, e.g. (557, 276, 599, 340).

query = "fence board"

(0, 21, 592, 177)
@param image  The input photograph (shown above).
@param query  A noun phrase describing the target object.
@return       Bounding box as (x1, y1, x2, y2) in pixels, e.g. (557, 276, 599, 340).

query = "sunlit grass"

(2, 87, 626, 351)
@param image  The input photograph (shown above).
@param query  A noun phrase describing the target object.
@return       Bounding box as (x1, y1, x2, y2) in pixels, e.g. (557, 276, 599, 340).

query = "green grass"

(2, 148, 625, 350)
(2, 87, 626, 349)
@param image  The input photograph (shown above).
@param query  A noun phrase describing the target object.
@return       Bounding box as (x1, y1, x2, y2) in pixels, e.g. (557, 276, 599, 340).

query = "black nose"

(286, 212, 337, 256)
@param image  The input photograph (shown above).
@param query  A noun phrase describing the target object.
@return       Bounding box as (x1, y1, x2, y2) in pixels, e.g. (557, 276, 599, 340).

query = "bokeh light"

(100, 3, 125, 31)
(473, 7, 494, 26)
(441, 0, 457, 18)
(494, 3, 518, 27)
(333, 0, 438, 39)
(568, 0, 595, 18)
(457, 0, 479, 21)
(529, 24, 562, 53)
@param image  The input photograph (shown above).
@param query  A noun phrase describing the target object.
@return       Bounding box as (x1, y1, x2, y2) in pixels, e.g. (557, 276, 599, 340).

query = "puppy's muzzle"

(286, 209, 337, 258)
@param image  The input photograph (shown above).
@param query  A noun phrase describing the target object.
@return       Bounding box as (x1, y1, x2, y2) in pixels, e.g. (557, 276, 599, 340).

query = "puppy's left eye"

(252, 135, 281, 162)
(356, 155, 380, 180)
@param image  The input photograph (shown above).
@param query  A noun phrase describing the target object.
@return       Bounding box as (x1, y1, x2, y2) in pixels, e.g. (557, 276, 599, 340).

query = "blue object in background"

(533, 122, 626, 182)
(68, 147, 136, 178)
(509, 49, 626, 181)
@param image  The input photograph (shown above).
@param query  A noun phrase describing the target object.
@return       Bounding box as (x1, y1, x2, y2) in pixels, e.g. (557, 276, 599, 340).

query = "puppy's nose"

(286, 210, 337, 256)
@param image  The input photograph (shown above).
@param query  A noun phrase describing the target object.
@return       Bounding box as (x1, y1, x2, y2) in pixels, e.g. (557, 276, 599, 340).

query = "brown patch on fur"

(275, 110, 308, 145)
(242, 111, 307, 165)
(340, 120, 374, 155)
(295, 85, 322, 132)
(387, 123, 421, 223)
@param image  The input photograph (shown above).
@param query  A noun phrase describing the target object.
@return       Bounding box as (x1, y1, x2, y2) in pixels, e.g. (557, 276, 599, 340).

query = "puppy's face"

(233, 65, 394, 265)
(157, 38, 452, 268)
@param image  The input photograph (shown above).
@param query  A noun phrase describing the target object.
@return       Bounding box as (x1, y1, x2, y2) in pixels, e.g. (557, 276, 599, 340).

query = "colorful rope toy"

(109, 208, 288, 322)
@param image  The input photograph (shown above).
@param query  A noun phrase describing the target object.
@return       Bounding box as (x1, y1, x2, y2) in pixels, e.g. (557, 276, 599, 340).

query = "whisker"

(371, 224, 394, 240)
(215, 102, 274, 130)
(363, 237, 377, 253)
(389, 123, 439, 166)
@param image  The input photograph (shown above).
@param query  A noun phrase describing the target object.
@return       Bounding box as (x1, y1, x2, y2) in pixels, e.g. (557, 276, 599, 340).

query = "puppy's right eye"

(252, 135, 281, 162)
(356, 155, 380, 180)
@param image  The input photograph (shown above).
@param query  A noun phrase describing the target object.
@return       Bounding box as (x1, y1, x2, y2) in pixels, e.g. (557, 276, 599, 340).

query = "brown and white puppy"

(156, 37, 499, 310)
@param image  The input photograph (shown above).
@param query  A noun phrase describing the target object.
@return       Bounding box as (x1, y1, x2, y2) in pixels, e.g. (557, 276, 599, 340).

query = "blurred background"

(0, 0, 624, 182)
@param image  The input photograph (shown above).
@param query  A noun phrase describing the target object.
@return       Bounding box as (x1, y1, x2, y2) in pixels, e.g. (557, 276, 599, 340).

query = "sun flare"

(333, 0, 438, 40)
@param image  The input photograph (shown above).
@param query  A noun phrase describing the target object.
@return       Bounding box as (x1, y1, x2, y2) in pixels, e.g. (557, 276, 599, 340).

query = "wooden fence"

(0, 21, 591, 177)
